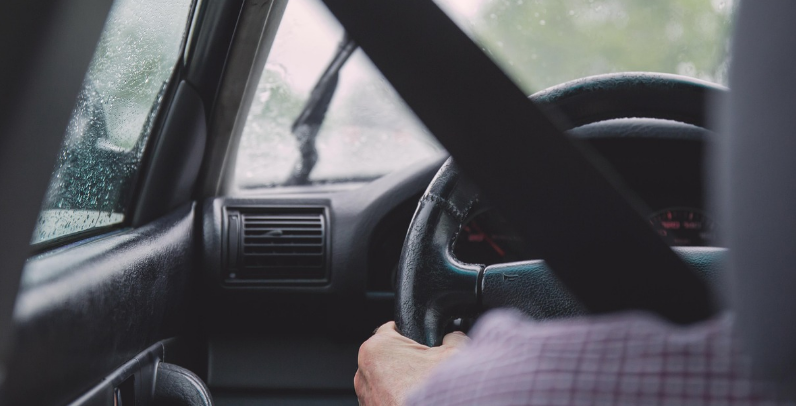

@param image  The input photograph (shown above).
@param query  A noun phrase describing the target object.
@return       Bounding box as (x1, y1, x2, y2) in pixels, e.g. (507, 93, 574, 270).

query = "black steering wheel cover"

(533, 72, 725, 130)
(395, 159, 483, 346)
(396, 73, 724, 346)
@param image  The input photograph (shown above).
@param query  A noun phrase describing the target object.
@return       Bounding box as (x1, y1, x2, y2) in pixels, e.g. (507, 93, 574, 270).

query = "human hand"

(354, 321, 469, 406)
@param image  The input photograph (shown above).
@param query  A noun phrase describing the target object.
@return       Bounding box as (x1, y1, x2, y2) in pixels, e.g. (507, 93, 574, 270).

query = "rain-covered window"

(434, 0, 735, 92)
(232, 0, 443, 190)
(233, 0, 733, 191)
(31, 0, 193, 244)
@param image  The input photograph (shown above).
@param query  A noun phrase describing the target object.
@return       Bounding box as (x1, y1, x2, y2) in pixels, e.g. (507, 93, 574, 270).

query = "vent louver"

(225, 207, 327, 283)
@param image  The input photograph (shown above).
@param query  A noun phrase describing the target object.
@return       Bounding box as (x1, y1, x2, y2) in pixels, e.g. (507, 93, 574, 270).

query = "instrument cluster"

(453, 206, 716, 266)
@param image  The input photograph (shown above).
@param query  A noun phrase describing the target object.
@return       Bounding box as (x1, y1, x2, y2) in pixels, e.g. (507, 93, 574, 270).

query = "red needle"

(470, 220, 506, 257)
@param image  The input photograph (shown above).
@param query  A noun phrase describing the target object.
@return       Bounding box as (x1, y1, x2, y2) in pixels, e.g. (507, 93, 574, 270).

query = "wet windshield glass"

(434, 0, 735, 91)
(233, 0, 733, 191)
(232, 0, 442, 191)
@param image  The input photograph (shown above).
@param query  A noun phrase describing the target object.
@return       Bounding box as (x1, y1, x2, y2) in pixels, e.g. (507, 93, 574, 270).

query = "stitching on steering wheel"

(449, 195, 481, 261)
(421, 194, 470, 222)
(459, 196, 479, 227)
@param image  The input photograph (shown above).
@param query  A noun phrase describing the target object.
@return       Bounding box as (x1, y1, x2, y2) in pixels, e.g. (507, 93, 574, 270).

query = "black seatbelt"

(320, 0, 712, 323)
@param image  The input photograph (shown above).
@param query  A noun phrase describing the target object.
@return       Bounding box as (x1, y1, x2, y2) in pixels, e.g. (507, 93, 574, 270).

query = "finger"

(354, 369, 362, 388)
(354, 370, 368, 405)
(441, 331, 470, 348)
(374, 321, 398, 335)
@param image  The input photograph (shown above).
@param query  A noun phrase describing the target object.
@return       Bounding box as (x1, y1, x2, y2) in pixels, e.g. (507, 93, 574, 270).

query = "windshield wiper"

(284, 34, 358, 186)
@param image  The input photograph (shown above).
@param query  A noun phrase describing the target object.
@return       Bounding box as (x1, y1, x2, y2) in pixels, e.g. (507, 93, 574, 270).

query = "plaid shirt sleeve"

(406, 310, 790, 406)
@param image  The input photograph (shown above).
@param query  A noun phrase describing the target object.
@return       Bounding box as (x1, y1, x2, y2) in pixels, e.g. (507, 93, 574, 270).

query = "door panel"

(0, 0, 114, 378)
(4, 204, 198, 406)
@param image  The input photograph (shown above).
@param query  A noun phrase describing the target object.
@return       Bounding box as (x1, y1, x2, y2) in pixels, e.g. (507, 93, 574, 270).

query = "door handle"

(154, 362, 213, 406)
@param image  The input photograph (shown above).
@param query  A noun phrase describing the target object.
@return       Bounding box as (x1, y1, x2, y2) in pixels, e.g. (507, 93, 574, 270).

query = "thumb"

(441, 331, 470, 348)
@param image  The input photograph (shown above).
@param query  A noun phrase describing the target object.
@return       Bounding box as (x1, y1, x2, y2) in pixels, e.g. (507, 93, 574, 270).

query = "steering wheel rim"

(395, 72, 726, 346)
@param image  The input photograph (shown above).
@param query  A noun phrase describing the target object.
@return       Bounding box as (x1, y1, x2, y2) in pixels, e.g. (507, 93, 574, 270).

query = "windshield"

(435, 0, 735, 91)
(232, 0, 734, 191)
(232, 0, 442, 191)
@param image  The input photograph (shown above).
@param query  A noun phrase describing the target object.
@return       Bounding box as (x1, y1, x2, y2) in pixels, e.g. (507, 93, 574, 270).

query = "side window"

(31, 0, 194, 245)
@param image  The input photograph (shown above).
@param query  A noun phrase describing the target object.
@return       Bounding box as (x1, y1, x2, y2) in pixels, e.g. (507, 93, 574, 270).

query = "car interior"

(1, 0, 795, 405)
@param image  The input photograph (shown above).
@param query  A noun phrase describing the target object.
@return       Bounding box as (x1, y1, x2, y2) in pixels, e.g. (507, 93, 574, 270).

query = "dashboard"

(453, 118, 715, 266)
(199, 117, 716, 397)
(454, 206, 716, 266)
(203, 117, 715, 315)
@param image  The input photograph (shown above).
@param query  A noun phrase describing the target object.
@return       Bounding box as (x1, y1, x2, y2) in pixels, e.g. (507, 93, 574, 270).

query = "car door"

(0, 0, 252, 405)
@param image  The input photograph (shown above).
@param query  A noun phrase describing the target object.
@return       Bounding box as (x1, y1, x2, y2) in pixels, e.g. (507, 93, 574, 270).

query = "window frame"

(200, 0, 291, 196)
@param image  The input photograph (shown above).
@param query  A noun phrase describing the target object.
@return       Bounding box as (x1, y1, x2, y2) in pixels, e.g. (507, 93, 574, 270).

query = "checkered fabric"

(407, 310, 790, 406)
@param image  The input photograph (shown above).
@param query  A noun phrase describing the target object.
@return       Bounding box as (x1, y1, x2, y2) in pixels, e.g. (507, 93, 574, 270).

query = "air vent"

(225, 207, 327, 283)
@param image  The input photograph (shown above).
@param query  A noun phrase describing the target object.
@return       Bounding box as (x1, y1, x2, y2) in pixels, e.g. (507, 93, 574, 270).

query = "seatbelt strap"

(319, 0, 712, 323)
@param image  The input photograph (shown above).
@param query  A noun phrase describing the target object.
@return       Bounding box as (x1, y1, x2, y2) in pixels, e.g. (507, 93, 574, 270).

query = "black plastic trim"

(221, 205, 331, 285)
(202, 155, 447, 342)
(184, 0, 245, 113)
(155, 362, 214, 406)
(28, 223, 127, 256)
(133, 81, 208, 226)
(67, 341, 164, 406)
(5, 204, 197, 406)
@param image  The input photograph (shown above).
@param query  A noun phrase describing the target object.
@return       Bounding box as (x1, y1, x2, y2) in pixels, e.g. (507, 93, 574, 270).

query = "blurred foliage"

(463, 0, 734, 92)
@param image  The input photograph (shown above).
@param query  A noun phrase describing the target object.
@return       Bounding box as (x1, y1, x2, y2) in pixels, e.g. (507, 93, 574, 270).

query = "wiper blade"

(285, 34, 358, 186)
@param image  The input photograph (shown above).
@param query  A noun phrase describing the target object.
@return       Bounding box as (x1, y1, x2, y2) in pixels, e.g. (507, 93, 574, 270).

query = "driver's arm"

(355, 321, 469, 406)
(356, 310, 765, 406)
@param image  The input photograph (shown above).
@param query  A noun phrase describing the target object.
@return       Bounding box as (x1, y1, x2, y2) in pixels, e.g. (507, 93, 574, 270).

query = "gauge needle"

(470, 220, 506, 257)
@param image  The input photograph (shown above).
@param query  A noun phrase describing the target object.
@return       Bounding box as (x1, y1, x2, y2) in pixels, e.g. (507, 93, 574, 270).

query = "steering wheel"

(395, 72, 727, 346)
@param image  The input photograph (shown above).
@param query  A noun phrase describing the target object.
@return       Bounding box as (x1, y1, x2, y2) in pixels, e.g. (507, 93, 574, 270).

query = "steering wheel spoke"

(480, 247, 725, 320)
(480, 260, 586, 319)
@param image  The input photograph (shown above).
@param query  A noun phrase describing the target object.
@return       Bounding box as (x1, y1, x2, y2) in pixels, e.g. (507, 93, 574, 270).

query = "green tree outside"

(461, 0, 734, 93)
